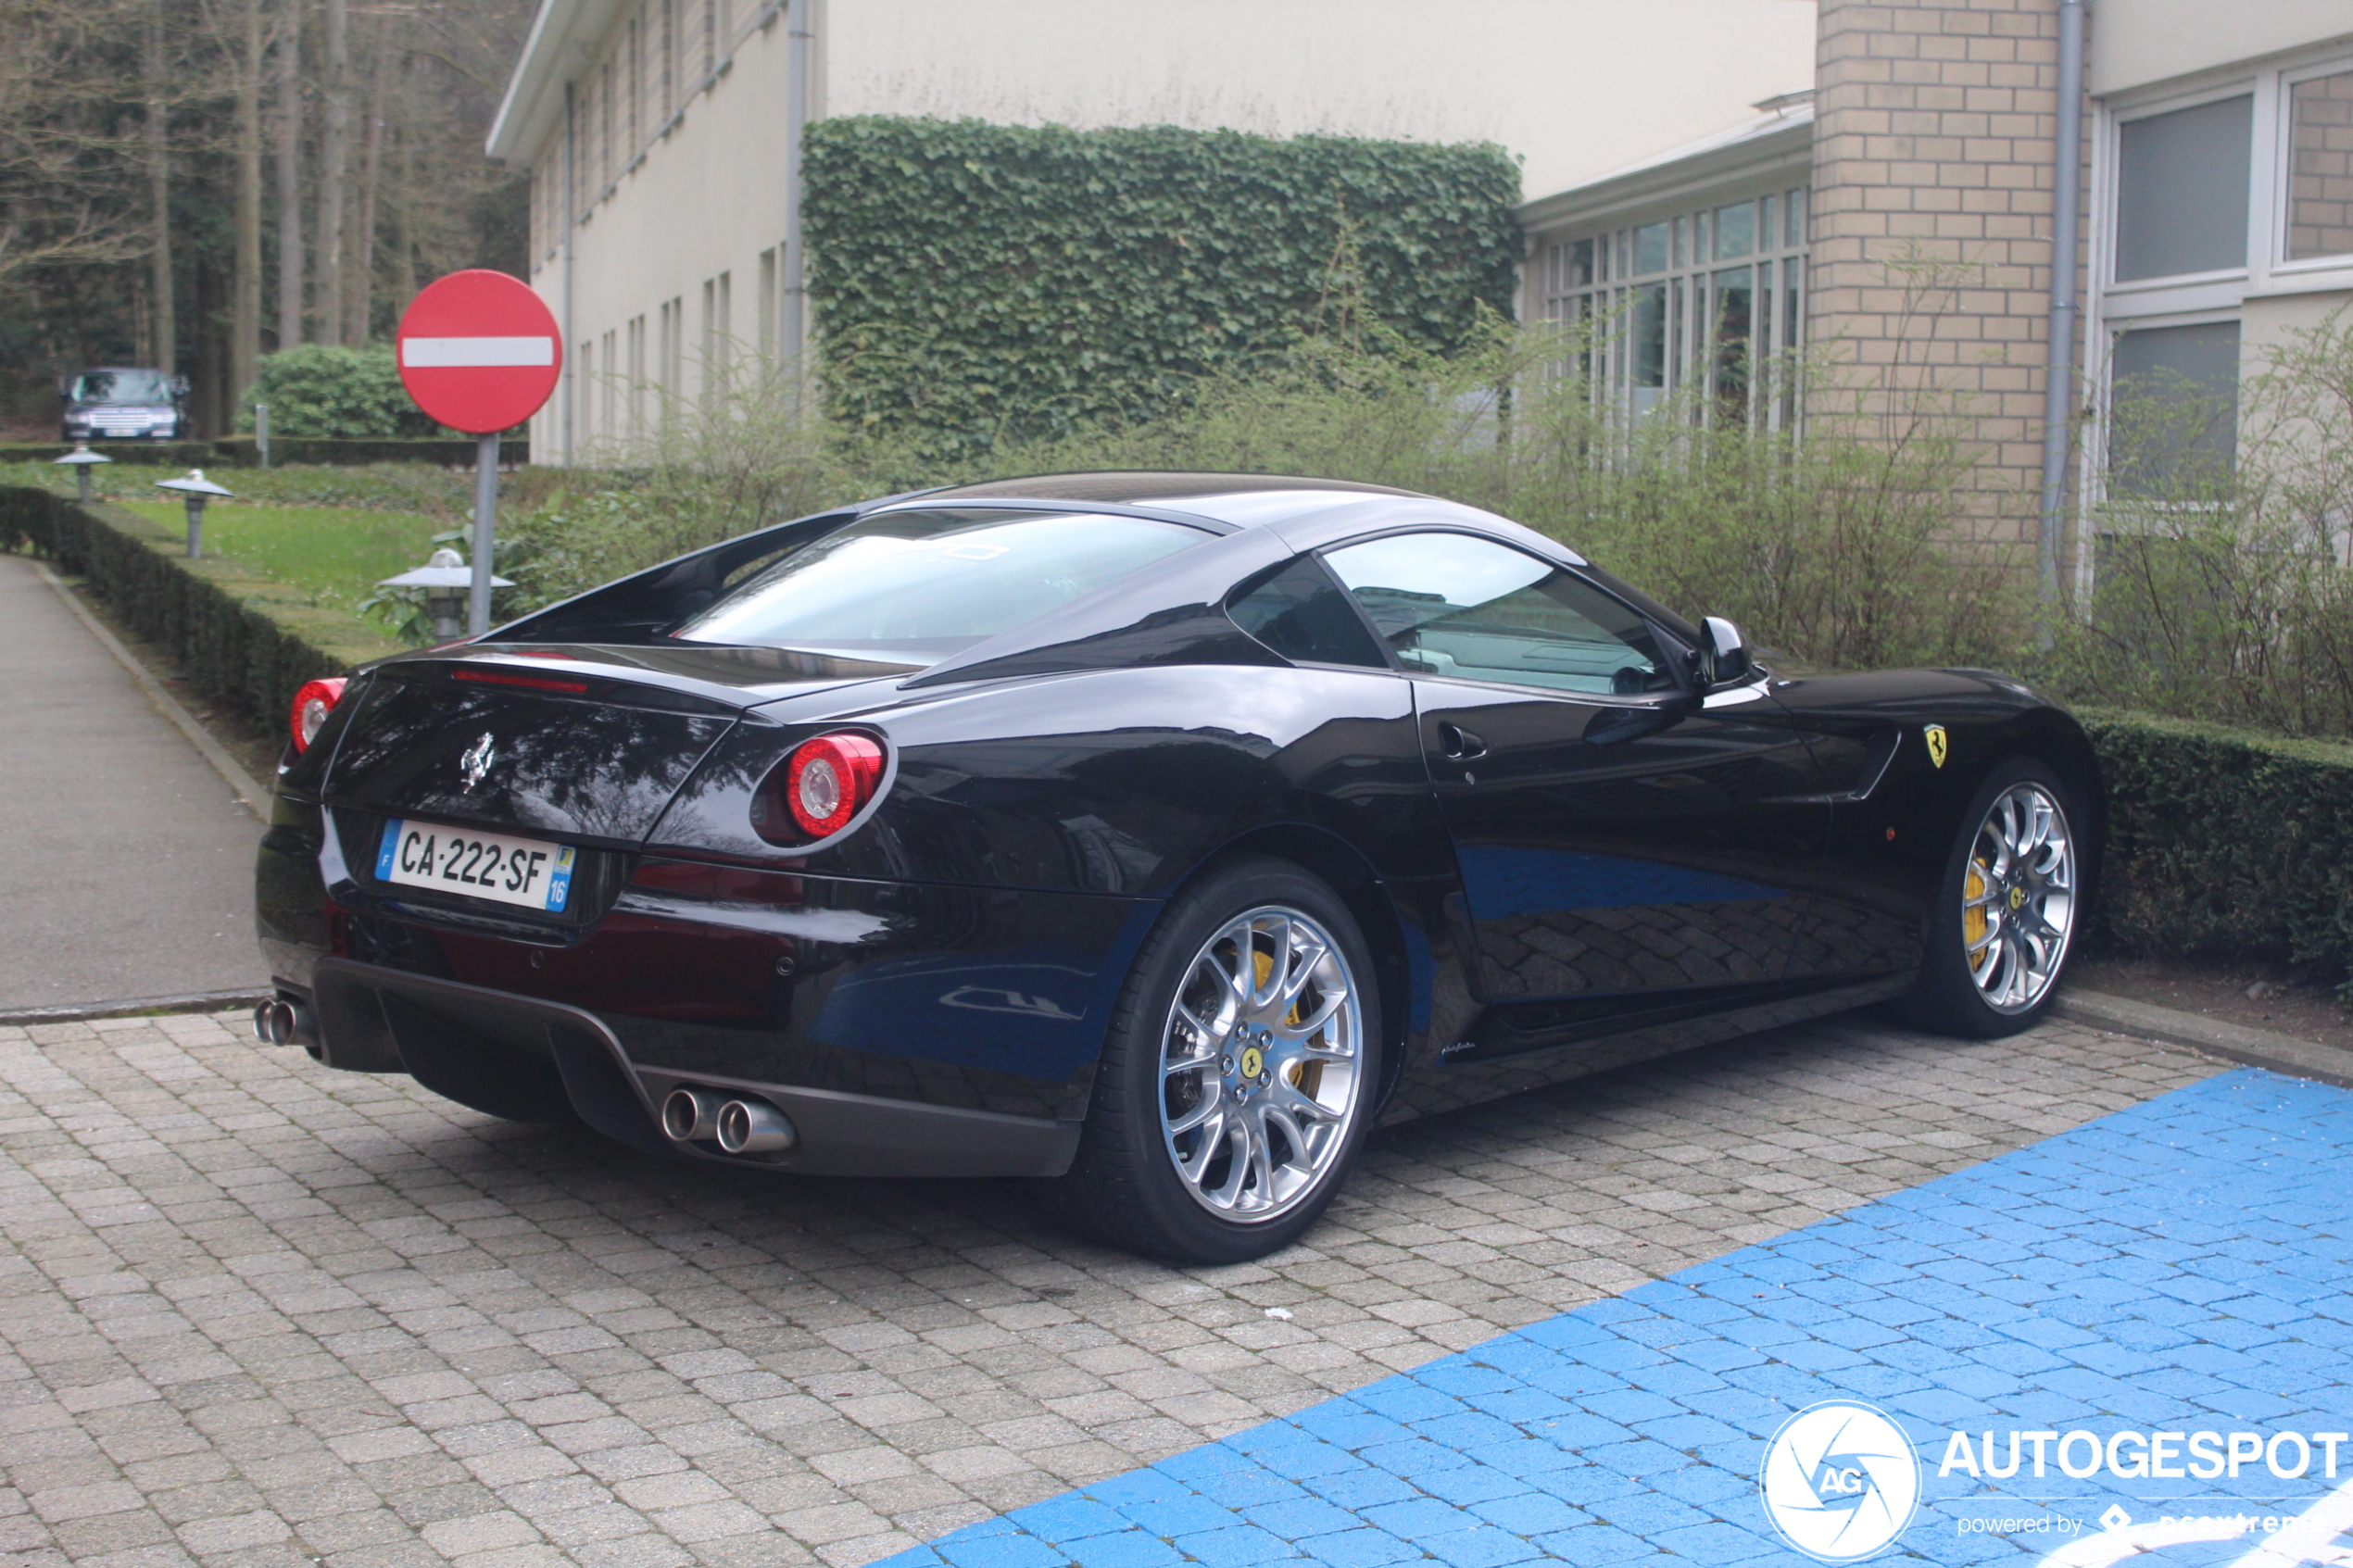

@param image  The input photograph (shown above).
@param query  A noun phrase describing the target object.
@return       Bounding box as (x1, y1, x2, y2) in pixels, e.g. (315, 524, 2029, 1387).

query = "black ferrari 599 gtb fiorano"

(255, 472, 2095, 1262)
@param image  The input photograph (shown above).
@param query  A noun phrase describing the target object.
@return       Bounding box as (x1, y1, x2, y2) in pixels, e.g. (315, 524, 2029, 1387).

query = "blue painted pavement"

(875, 1070, 2353, 1566)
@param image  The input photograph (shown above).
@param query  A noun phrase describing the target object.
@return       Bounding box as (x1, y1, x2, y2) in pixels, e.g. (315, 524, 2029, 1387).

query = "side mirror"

(172, 376, 192, 399)
(1699, 615, 1750, 686)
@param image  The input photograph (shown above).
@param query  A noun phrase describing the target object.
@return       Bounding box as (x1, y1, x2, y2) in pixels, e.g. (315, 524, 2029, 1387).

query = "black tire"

(1897, 758, 2083, 1038)
(1051, 856, 1381, 1264)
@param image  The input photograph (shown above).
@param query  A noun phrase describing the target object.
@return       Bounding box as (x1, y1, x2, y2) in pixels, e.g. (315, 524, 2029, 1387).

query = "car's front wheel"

(1900, 759, 2082, 1037)
(1053, 857, 1379, 1263)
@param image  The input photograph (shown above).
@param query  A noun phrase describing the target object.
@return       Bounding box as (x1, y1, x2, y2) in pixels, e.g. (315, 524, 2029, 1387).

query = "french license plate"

(375, 819, 575, 912)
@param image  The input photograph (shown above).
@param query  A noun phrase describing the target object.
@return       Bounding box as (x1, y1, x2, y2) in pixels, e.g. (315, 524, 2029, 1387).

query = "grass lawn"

(119, 499, 445, 633)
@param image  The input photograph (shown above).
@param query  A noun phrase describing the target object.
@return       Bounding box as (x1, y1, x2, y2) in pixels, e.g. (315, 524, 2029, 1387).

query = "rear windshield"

(670, 508, 1208, 663)
(69, 370, 173, 405)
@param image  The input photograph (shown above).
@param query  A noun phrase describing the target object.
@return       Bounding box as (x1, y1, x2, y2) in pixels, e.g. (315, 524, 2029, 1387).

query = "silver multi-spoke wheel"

(1962, 782, 2076, 1013)
(1158, 905, 1365, 1223)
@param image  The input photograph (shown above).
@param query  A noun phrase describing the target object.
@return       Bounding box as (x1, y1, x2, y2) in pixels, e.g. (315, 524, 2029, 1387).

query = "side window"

(1226, 556, 1388, 669)
(1323, 533, 1678, 696)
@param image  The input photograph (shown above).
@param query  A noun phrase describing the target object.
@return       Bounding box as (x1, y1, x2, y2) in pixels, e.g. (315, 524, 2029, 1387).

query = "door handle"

(1436, 721, 1487, 760)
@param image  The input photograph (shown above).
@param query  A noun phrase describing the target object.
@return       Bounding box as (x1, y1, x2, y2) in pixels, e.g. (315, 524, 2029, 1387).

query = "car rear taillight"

(290, 677, 347, 753)
(752, 733, 885, 844)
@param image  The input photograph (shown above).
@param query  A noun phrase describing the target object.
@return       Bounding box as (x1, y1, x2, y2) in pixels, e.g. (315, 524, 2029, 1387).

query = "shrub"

(2049, 309, 2353, 738)
(2084, 709, 2353, 993)
(236, 345, 442, 439)
(518, 311, 2035, 673)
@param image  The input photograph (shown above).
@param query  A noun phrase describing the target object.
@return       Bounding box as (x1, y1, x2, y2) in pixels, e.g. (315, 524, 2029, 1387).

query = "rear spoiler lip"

(362, 645, 914, 714)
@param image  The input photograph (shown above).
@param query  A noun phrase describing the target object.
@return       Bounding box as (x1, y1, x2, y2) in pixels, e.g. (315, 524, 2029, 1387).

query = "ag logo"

(1758, 1400, 1920, 1562)
(1922, 724, 1949, 769)
(1238, 1045, 1265, 1080)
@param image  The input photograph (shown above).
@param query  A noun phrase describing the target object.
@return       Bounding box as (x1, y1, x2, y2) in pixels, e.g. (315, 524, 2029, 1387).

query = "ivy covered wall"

(803, 118, 1522, 458)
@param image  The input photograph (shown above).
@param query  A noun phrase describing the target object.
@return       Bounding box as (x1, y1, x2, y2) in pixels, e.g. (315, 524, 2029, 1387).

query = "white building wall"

(515, 0, 1820, 459)
(2089, 0, 2353, 96)
(824, 0, 1820, 206)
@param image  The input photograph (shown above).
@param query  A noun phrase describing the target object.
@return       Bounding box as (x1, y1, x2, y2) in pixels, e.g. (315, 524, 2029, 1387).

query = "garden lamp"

(379, 546, 512, 643)
(52, 444, 110, 504)
(155, 469, 233, 558)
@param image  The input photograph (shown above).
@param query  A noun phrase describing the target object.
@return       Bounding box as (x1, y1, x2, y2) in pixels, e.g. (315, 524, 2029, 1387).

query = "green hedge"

(0, 487, 404, 738)
(0, 437, 527, 468)
(804, 118, 1522, 458)
(2084, 710, 2353, 987)
(0, 441, 222, 467)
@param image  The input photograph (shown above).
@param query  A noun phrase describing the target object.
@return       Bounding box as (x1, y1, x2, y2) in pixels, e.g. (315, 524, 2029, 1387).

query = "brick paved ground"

(0, 1008, 2210, 1568)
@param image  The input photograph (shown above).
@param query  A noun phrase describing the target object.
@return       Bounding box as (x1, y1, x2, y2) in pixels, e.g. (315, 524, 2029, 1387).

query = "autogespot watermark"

(1757, 1407, 2353, 1564)
(1937, 1428, 2353, 1485)
(1759, 1400, 1924, 1562)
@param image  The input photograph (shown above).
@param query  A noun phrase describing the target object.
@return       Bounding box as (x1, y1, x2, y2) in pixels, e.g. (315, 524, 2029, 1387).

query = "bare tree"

(273, 0, 302, 345)
(143, 0, 175, 373)
(0, 0, 143, 296)
(220, 0, 264, 390)
(346, 14, 390, 343)
(314, 0, 346, 342)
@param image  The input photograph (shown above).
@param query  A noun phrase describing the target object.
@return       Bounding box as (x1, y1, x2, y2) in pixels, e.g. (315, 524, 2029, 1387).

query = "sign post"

(395, 270, 562, 636)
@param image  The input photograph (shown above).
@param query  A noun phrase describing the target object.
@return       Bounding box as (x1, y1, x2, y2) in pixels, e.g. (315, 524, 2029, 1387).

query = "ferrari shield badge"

(1922, 724, 1948, 769)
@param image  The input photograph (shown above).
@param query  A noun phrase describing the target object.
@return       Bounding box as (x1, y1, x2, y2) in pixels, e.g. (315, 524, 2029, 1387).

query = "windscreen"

(670, 508, 1208, 663)
(70, 370, 173, 405)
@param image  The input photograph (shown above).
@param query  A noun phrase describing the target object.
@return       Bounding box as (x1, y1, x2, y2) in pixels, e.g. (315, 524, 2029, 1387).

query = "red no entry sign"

(396, 270, 562, 435)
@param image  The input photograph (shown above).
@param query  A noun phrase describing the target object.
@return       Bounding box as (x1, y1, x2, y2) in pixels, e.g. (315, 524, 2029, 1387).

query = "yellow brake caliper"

(1963, 860, 1990, 948)
(1252, 945, 1322, 1098)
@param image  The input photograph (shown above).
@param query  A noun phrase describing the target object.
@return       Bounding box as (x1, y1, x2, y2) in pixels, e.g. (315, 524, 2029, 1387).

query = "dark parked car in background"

(253, 472, 2096, 1263)
(59, 366, 189, 442)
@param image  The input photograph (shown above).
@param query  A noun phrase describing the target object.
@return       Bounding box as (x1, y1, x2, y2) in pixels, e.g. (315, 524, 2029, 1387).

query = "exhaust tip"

(661, 1087, 720, 1143)
(253, 997, 315, 1047)
(714, 1098, 797, 1155)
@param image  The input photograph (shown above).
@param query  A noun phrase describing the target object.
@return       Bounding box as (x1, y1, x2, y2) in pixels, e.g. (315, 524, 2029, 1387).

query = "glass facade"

(1537, 186, 1808, 427)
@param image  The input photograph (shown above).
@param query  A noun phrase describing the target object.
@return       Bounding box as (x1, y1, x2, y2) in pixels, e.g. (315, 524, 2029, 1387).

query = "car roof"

(914, 470, 1421, 529)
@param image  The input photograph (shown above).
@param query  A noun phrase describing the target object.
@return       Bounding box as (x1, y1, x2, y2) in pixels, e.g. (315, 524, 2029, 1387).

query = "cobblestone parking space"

(0, 1009, 2210, 1568)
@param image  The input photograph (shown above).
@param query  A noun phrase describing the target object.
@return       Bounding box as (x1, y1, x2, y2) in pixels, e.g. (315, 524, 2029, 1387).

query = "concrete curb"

(2053, 986, 2353, 1089)
(29, 557, 271, 822)
(0, 990, 271, 1029)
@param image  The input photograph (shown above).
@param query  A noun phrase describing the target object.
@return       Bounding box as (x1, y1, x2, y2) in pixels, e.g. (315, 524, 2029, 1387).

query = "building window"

(2108, 321, 2240, 493)
(598, 60, 615, 190)
(702, 272, 731, 395)
(758, 247, 777, 361)
(659, 297, 684, 407)
(660, 0, 675, 119)
(1536, 185, 1808, 428)
(627, 316, 647, 434)
(626, 15, 641, 157)
(599, 329, 618, 440)
(2114, 96, 2252, 282)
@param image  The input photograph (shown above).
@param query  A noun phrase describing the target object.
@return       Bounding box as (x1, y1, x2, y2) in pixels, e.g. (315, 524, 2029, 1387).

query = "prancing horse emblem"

(1922, 724, 1948, 769)
(459, 732, 497, 790)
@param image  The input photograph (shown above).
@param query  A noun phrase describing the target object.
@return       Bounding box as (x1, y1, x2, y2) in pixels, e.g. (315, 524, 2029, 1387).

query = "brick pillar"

(1807, 0, 2090, 550)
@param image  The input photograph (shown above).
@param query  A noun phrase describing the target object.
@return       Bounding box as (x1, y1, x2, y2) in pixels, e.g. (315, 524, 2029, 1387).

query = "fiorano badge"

(1922, 724, 1948, 769)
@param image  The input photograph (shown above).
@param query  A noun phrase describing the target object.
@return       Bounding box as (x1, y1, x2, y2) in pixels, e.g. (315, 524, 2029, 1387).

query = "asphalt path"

(0, 552, 267, 1010)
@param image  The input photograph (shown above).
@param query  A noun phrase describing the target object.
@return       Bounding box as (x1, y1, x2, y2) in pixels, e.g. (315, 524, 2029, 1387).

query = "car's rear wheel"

(1052, 857, 1378, 1263)
(1899, 759, 2081, 1037)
